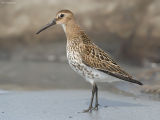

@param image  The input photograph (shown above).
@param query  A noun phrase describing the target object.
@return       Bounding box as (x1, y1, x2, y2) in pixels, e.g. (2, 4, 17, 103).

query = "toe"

(82, 107, 92, 113)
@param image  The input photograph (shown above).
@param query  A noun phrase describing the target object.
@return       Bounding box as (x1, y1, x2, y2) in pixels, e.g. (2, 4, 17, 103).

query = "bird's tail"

(98, 69, 143, 85)
(127, 78, 143, 85)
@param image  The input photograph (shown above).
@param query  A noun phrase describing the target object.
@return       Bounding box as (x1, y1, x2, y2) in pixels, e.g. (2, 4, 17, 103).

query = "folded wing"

(79, 42, 143, 85)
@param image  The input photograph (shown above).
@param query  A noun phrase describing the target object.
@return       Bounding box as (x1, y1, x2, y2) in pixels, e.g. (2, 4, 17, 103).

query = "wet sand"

(0, 90, 159, 120)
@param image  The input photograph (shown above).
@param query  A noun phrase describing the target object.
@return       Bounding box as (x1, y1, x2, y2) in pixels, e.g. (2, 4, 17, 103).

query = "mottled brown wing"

(79, 43, 143, 85)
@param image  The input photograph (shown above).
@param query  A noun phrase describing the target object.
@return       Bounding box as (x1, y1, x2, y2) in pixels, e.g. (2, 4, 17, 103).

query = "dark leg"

(83, 84, 96, 112)
(94, 84, 99, 110)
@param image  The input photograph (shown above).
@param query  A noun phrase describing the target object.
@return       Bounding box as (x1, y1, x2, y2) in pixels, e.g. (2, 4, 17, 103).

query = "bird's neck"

(62, 19, 84, 42)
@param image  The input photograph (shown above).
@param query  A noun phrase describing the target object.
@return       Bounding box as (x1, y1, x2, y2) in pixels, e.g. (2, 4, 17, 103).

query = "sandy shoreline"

(0, 90, 159, 120)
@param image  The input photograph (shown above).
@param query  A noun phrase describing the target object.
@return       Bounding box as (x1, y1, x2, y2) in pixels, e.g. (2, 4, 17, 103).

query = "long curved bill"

(36, 19, 56, 34)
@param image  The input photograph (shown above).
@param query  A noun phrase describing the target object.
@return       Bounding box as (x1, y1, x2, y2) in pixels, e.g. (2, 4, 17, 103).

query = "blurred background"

(0, 0, 160, 95)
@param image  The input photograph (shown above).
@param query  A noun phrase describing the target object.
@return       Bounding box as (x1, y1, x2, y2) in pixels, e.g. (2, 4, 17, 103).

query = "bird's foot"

(93, 104, 99, 110)
(83, 104, 100, 112)
(83, 106, 93, 113)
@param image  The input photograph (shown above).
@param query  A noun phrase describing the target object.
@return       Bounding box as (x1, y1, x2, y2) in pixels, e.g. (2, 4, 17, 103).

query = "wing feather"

(79, 42, 143, 85)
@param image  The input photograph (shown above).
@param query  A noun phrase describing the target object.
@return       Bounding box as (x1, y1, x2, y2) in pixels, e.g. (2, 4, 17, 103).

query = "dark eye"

(60, 14, 64, 18)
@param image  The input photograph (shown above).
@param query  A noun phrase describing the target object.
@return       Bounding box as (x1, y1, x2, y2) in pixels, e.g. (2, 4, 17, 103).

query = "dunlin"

(36, 10, 143, 112)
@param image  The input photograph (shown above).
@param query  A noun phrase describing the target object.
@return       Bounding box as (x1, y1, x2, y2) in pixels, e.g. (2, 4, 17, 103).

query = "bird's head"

(36, 10, 74, 34)
(56, 10, 74, 24)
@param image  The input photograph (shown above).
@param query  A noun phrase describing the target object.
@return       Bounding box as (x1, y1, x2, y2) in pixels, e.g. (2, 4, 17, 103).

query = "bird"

(36, 9, 143, 112)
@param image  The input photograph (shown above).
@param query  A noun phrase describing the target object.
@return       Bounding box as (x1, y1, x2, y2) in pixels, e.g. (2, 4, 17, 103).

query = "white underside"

(66, 47, 121, 85)
(83, 64, 121, 84)
(70, 61, 121, 85)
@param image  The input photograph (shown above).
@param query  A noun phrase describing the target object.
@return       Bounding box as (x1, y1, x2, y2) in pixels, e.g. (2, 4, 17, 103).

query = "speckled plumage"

(63, 14, 142, 85)
(36, 9, 143, 112)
